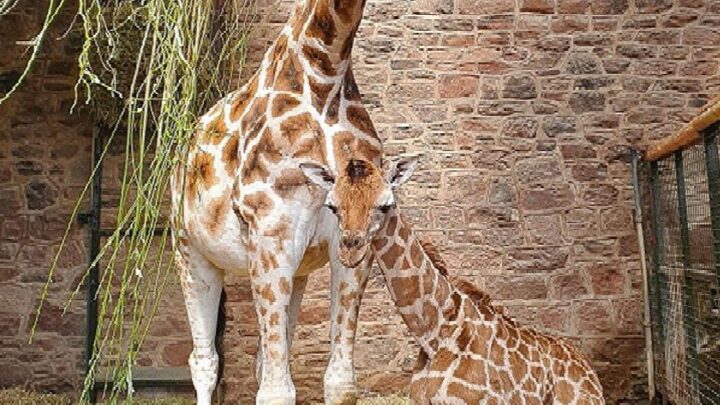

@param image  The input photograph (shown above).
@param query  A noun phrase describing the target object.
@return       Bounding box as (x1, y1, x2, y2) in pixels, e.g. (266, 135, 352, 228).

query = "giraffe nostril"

(342, 236, 362, 248)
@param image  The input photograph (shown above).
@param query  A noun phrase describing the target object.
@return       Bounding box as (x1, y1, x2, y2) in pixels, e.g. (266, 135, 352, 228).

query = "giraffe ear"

(387, 156, 418, 187)
(300, 162, 335, 191)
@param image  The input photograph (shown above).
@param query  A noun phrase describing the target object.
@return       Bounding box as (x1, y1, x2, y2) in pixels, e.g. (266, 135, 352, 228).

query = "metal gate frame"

(632, 116, 720, 404)
(77, 125, 226, 403)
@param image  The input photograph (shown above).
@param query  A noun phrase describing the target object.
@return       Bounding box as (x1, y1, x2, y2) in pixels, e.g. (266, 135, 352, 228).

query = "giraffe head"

(300, 157, 418, 267)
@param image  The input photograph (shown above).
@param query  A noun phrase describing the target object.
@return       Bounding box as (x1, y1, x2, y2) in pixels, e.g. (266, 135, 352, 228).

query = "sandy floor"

(0, 388, 410, 404)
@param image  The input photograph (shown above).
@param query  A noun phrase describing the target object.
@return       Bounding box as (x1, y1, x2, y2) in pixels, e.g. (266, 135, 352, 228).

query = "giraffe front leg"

(324, 250, 372, 405)
(255, 276, 308, 384)
(177, 248, 223, 405)
(249, 235, 301, 405)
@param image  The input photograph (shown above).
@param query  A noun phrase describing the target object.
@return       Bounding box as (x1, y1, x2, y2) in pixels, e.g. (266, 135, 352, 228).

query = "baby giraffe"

(301, 157, 605, 404)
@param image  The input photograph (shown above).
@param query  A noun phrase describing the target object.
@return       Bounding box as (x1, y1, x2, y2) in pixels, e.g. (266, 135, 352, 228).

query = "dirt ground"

(0, 388, 409, 404)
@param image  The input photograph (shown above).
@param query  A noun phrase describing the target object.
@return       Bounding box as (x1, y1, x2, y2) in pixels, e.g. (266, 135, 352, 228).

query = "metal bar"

(673, 150, 699, 400)
(85, 125, 104, 404)
(649, 161, 666, 357)
(631, 150, 656, 401)
(215, 289, 227, 403)
(98, 227, 168, 238)
(704, 122, 720, 287)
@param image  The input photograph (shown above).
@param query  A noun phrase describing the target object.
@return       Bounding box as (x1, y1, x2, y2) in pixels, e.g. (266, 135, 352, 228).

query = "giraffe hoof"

(324, 382, 357, 405)
(256, 385, 296, 405)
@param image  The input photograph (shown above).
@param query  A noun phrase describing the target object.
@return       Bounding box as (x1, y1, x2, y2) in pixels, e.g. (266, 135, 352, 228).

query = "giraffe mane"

(419, 240, 449, 276)
(420, 239, 503, 314)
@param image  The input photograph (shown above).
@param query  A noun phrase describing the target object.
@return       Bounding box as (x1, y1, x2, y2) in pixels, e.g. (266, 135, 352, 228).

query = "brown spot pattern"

(221, 136, 240, 177)
(280, 112, 320, 144)
(448, 382, 484, 403)
(346, 105, 377, 137)
(241, 96, 268, 134)
(260, 284, 276, 304)
(186, 151, 217, 198)
(305, 1, 336, 46)
(333, 0, 359, 23)
(279, 277, 291, 295)
(270, 312, 280, 326)
(265, 35, 288, 87)
(429, 348, 454, 371)
(260, 250, 279, 271)
(242, 192, 274, 224)
(272, 94, 301, 117)
(206, 197, 228, 234)
(302, 44, 337, 76)
(390, 276, 420, 308)
(309, 76, 334, 111)
(276, 51, 304, 93)
(332, 131, 381, 164)
(380, 243, 403, 270)
(230, 76, 259, 121)
(342, 69, 362, 101)
(273, 168, 309, 199)
(326, 90, 341, 124)
(555, 380, 575, 403)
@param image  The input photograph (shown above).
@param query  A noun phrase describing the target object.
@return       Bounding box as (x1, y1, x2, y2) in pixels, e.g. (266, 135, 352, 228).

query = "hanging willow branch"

(5, 0, 257, 401)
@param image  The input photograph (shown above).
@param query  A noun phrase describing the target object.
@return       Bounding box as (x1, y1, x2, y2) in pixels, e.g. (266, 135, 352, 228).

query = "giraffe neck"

(289, 0, 367, 68)
(371, 207, 466, 354)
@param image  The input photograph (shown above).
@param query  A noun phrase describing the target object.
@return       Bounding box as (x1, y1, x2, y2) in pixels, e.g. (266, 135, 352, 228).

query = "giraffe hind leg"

(176, 247, 224, 405)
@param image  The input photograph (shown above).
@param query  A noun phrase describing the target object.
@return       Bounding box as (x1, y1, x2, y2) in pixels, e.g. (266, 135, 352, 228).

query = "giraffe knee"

(189, 348, 219, 389)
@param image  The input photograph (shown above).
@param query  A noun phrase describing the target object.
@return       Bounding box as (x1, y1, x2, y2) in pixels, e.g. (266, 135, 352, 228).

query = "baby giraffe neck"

(371, 207, 469, 355)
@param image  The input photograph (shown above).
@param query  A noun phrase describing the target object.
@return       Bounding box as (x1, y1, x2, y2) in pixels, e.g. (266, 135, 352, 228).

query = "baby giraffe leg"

(324, 251, 372, 405)
(177, 249, 224, 405)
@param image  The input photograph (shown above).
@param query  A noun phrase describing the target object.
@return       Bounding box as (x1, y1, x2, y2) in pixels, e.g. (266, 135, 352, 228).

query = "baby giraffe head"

(300, 156, 418, 267)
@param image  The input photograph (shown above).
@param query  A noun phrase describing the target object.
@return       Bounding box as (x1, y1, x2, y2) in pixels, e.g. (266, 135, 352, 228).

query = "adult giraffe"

(170, 0, 380, 403)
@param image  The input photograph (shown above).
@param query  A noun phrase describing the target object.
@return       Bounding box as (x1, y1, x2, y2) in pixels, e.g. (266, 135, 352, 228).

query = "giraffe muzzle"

(341, 234, 363, 249)
(339, 231, 369, 268)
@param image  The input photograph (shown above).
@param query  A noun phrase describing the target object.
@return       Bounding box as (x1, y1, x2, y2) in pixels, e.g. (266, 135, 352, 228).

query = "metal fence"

(634, 123, 720, 404)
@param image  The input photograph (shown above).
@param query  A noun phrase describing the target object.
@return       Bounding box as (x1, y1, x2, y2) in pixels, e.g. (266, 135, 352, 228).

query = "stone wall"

(0, 0, 91, 391)
(2, 0, 720, 403)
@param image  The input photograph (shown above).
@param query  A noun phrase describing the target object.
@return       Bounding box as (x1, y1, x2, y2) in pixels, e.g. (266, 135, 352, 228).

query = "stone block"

(557, 0, 589, 14)
(520, 0, 555, 14)
(590, 0, 628, 14)
(565, 52, 603, 75)
(586, 261, 626, 296)
(486, 275, 548, 300)
(574, 300, 614, 334)
(506, 247, 570, 273)
(458, 0, 514, 14)
(502, 74, 537, 99)
(520, 183, 575, 211)
(437, 74, 479, 99)
(411, 0, 454, 14)
(569, 92, 606, 113)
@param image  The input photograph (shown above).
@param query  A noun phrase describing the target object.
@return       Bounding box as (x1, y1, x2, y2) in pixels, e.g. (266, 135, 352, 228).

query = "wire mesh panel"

(639, 125, 720, 404)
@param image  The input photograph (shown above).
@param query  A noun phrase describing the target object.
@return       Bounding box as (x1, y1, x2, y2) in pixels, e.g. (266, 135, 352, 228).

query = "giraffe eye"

(325, 204, 338, 215)
(377, 204, 392, 213)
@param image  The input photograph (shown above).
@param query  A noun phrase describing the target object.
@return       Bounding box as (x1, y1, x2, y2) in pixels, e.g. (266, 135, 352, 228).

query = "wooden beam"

(644, 96, 720, 162)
